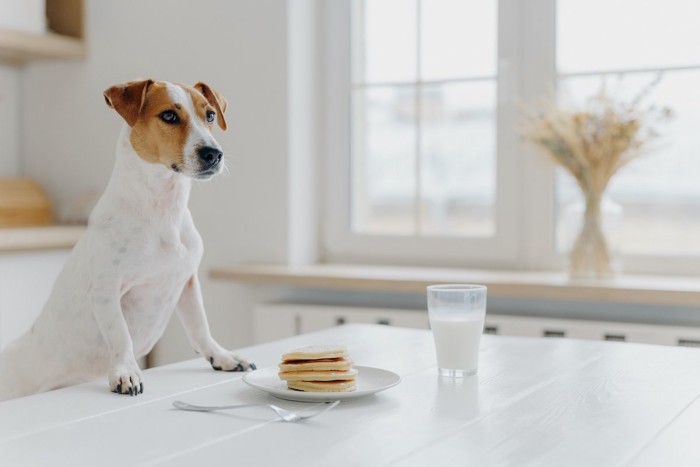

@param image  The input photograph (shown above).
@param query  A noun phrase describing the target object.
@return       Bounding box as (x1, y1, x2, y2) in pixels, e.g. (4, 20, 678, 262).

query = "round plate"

(242, 365, 401, 402)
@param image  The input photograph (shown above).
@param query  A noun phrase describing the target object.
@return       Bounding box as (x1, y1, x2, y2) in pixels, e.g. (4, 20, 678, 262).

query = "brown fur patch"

(104, 80, 153, 127)
(184, 86, 218, 129)
(128, 82, 192, 169)
(193, 82, 228, 130)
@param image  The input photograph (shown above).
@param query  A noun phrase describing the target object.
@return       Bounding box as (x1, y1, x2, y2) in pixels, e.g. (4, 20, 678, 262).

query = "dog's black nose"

(198, 146, 223, 166)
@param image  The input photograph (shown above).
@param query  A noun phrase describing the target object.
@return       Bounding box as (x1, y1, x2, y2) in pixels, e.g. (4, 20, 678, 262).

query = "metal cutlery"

(172, 400, 340, 422)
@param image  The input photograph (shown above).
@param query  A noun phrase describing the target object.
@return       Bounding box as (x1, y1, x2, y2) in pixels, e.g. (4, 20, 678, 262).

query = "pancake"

(279, 357, 352, 372)
(279, 345, 357, 392)
(287, 380, 357, 392)
(281, 345, 349, 362)
(279, 369, 357, 382)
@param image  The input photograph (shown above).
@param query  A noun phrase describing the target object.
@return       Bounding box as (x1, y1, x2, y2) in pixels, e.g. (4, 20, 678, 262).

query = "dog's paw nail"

(209, 357, 214, 365)
(235, 363, 244, 371)
(140, 382, 144, 394)
(212, 365, 222, 371)
(116, 383, 122, 394)
(129, 386, 134, 396)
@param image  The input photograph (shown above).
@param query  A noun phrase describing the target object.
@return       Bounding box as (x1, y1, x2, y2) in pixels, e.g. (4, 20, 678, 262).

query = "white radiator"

(254, 303, 700, 348)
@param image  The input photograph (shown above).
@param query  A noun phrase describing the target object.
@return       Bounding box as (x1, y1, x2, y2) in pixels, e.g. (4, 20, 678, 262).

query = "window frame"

(320, 0, 700, 275)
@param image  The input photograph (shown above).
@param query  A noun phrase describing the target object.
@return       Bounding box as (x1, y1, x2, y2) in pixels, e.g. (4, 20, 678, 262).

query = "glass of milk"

(427, 284, 487, 377)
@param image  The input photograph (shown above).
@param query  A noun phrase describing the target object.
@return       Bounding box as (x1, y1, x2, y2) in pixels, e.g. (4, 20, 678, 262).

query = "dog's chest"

(119, 223, 202, 353)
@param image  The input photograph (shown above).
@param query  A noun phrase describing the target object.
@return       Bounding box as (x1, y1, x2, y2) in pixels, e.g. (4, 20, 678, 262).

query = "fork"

(172, 400, 340, 422)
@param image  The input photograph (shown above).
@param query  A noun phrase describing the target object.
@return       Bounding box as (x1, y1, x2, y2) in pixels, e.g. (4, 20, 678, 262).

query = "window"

(323, 0, 700, 274)
(351, 0, 497, 237)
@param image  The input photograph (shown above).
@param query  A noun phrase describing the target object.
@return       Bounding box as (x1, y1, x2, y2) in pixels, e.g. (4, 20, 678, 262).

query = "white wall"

(287, 0, 320, 266)
(20, 0, 314, 364)
(0, 64, 21, 176)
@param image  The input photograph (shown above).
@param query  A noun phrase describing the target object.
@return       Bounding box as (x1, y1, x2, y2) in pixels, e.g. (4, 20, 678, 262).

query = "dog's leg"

(91, 289, 144, 395)
(175, 275, 255, 371)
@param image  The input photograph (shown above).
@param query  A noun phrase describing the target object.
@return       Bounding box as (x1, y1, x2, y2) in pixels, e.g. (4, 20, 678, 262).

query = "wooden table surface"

(2, 324, 700, 466)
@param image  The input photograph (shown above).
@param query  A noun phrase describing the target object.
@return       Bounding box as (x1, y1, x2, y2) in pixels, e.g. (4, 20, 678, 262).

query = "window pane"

(558, 0, 700, 73)
(360, 0, 417, 83)
(420, 81, 496, 236)
(421, 0, 497, 80)
(350, 1, 498, 240)
(352, 86, 417, 235)
(556, 72, 700, 255)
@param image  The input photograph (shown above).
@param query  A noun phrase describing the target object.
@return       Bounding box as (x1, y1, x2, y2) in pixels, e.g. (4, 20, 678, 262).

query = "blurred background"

(0, 0, 698, 367)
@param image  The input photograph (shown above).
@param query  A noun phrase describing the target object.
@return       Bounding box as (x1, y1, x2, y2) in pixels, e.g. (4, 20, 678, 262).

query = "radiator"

(254, 303, 700, 348)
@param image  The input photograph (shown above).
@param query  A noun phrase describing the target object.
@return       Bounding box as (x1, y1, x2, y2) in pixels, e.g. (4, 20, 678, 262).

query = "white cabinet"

(253, 302, 700, 349)
(0, 250, 70, 350)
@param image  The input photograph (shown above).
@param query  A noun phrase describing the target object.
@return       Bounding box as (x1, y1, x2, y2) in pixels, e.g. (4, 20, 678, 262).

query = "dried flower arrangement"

(522, 77, 672, 278)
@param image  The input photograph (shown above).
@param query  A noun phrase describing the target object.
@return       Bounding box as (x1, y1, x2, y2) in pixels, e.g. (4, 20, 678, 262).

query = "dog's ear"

(194, 82, 228, 131)
(103, 79, 154, 127)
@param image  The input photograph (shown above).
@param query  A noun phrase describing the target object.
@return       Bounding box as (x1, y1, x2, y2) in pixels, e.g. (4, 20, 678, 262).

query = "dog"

(0, 79, 255, 400)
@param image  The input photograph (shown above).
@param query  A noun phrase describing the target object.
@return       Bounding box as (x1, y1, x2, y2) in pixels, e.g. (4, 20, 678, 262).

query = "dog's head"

(104, 79, 228, 180)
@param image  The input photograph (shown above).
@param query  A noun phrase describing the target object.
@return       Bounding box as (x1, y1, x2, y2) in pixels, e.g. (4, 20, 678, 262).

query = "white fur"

(0, 95, 251, 400)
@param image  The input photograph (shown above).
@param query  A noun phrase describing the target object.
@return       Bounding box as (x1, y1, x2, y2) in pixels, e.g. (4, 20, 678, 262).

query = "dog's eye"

(160, 111, 179, 124)
(206, 110, 216, 123)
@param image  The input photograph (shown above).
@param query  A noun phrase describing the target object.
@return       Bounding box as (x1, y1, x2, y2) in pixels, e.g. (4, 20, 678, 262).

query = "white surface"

(0, 225, 85, 251)
(2, 324, 700, 466)
(243, 365, 401, 402)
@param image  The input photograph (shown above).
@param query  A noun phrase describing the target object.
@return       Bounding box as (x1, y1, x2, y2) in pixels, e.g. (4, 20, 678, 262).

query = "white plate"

(242, 365, 401, 402)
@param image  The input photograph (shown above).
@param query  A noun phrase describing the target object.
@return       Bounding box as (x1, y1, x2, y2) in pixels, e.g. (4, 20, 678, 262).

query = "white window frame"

(320, 0, 700, 276)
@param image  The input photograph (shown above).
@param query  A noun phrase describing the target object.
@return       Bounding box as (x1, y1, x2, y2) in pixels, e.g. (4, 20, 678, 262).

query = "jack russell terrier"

(0, 79, 255, 401)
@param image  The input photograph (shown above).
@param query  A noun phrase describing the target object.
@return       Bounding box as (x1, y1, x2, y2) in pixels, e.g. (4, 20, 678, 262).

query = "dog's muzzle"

(195, 146, 224, 179)
(198, 146, 223, 169)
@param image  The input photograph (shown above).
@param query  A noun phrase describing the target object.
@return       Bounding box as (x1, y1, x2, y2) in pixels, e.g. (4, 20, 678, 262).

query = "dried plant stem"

(522, 78, 671, 278)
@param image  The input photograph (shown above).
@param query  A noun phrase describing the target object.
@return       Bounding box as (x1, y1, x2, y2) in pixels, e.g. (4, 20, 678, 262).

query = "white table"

(2, 324, 700, 466)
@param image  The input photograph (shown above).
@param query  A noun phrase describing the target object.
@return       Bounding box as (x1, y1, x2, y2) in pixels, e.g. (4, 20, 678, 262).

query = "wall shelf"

(0, 29, 84, 62)
(0, 0, 85, 64)
(0, 225, 85, 252)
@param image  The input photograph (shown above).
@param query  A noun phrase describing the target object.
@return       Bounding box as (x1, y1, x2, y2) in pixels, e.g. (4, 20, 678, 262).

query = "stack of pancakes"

(278, 345, 357, 392)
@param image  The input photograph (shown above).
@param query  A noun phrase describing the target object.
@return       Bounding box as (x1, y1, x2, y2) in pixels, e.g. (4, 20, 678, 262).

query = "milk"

(429, 315, 484, 372)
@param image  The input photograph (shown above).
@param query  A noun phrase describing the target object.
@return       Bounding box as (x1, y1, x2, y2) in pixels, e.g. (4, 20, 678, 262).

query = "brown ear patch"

(127, 82, 189, 167)
(104, 79, 154, 127)
(193, 82, 228, 131)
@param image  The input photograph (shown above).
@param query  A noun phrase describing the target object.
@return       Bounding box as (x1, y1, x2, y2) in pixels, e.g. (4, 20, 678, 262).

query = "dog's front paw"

(109, 363, 144, 396)
(206, 349, 256, 372)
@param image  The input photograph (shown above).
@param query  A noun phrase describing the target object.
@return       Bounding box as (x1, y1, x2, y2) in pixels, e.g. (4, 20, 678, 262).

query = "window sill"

(209, 263, 700, 307)
(0, 225, 86, 252)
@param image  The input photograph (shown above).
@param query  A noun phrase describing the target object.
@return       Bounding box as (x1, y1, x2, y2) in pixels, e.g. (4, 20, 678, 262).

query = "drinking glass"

(427, 284, 487, 377)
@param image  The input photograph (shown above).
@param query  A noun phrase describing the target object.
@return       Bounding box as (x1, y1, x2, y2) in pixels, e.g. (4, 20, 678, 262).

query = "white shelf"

(0, 225, 85, 252)
(0, 28, 84, 63)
